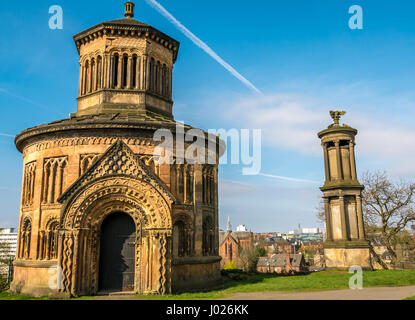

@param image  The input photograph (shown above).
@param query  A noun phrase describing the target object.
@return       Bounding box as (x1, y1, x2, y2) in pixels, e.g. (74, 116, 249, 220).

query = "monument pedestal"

(324, 240, 372, 270)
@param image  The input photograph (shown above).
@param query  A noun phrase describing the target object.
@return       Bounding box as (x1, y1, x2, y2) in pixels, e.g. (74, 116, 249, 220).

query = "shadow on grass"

(220, 269, 313, 291)
(4, 270, 415, 300)
(0, 291, 49, 300)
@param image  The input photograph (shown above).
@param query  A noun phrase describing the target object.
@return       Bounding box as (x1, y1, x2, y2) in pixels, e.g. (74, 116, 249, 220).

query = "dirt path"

(87, 285, 415, 300)
(221, 285, 415, 300)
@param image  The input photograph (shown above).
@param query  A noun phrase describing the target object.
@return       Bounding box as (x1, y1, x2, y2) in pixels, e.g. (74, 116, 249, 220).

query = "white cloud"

(221, 82, 415, 176)
(224, 92, 327, 155)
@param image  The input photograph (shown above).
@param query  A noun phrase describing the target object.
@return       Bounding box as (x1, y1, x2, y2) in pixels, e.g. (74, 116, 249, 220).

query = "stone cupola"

(73, 1, 180, 118)
(318, 111, 363, 191)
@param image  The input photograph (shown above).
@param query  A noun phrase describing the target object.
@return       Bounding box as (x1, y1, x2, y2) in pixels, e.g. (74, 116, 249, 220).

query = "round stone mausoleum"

(10, 2, 225, 297)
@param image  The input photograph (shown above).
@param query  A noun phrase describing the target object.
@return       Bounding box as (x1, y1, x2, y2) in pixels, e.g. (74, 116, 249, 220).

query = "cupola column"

(109, 55, 114, 89)
(144, 55, 150, 90)
(117, 55, 122, 89)
(78, 62, 84, 96)
(90, 60, 95, 93)
(335, 141, 342, 181)
(135, 56, 140, 89)
(127, 55, 132, 89)
(102, 55, 108, 89)
(349, 140, 357, 181)
(94, 59, 99, 91)
(322, 142, 330, 182)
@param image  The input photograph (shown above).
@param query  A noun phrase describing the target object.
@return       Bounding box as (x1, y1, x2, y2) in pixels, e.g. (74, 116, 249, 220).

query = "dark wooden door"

(99, 212, 136, 292)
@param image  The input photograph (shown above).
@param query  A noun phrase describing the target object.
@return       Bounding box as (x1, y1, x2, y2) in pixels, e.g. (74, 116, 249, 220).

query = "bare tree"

(237, 245, 265, 273)
(361, 170, 415, 266)
(316, 199, 325, 225)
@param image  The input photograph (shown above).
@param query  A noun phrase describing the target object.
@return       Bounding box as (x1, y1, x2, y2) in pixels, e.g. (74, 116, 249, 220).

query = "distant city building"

(289, 227, 320, 235)
(302, 228, 320, 234)
(0, 228, 18, 260)
(0, 228, 18, 277)
(236, 224, 248, 232)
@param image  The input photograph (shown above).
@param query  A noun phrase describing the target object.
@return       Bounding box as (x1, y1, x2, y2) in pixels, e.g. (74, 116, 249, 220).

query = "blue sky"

(2, 0, 415, 232)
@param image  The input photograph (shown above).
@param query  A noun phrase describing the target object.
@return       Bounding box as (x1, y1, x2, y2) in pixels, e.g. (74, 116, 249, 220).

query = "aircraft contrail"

(0, 133, 14, 137)
(259, 173, 319, 184)
(144, 0, 261, 94)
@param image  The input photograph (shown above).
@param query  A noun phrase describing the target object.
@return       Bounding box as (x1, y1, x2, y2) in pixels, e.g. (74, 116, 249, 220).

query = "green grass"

(0, 291, 49, 300)
(219, 270, 415, 295)
(404, 296, 415, 300)
(4, 270, 415, 300)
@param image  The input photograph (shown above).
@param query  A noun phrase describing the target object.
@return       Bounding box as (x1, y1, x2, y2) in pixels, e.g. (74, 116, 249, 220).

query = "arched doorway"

(99, 212, 136, 292)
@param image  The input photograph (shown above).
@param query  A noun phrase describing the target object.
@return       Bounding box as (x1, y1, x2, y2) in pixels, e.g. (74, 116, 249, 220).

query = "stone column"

(46, 232, 51, 260)
(135, 56, 141, 89)
(38, 231, 44, 260)
(324, 197, 333, 241)
(109, 55, 114, 89)
(57, 231, 64, 292)
(193, 164, 203, 255)
(140, 56, 145, 90)
(335, 141, 343, 180)
(214, 165, 219, 254)
(78, 62, 83, 96)
(85, 63, 90, 93)
(183, 166, 187, 203)
(158, 64, 162, 94)
(94, 58, 99, 91)
(144, 55, 150, 90)
(89, 61, 94, 93)
(169, 68, 172, 98)
(102, 55, 108, 89)
(47, 162, 55, 204)
(127, 55, 132, 89)
(117, 55, 122, 89)
(349, 140, 357, 181)
(322, 142, 330, 182)
(96, 58, 101, 90)
(71, 230, 80, 296)
(30, 169, 35, 204)
(356, 195, 365, 240)
(339, 195, 348, 240)
(55, 161, 63, 202)
(175, 165, 180, 202)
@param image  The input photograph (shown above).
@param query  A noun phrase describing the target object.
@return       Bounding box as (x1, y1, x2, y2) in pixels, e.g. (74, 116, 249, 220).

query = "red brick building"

(257, 254, 307, 274)
(219, 230, 253, 269)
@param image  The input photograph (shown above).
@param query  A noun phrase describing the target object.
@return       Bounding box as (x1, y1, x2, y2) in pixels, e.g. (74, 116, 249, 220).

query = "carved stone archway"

(58, 175, 173, 296)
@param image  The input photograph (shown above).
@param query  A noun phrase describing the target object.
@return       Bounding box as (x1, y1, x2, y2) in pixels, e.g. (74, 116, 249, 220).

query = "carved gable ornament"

(58, 139, 175, 204)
